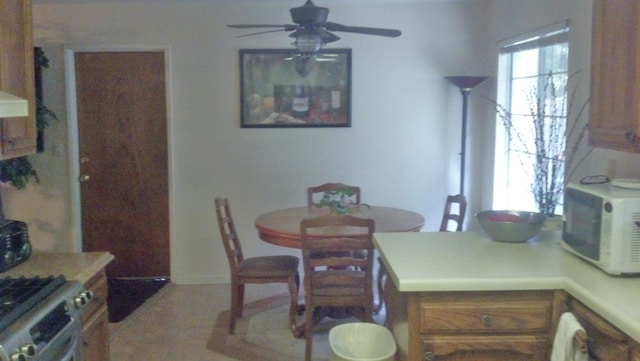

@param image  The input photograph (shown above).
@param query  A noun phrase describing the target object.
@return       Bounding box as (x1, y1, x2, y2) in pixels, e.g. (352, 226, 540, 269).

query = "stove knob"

(19, 344, 35, 357)
(3, 251, 15, 266)
(19, 242, 32, 259)
(74, 294, 88, 308)
(9, 351, 27, 361)
(81, 290, 94, 301)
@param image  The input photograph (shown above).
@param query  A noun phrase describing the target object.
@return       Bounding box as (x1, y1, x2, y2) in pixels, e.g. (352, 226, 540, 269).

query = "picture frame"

(239, 48, 352, 128)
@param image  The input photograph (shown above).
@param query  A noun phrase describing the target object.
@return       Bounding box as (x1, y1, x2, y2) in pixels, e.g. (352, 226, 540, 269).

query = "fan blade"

(234, 29, 294, 38)
(325, 22, 401, 37)
(228, 24, 298, 30)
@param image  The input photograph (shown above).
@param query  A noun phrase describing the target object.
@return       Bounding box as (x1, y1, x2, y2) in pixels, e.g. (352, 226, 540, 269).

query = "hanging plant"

(34, 47, 59, 132)
(0, 158, 39, 190)
(0, 48, 58, 190)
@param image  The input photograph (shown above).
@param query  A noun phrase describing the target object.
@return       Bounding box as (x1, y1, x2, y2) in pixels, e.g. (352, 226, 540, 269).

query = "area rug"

(107, 278, 170, 323)
(207, 293, 385, 361)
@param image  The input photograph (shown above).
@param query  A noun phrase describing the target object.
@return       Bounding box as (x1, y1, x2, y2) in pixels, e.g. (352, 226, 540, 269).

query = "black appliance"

(0, 220, 31, 273)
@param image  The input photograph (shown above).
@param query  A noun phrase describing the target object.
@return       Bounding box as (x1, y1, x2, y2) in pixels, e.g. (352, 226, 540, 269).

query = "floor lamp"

(445, 76, 488, 196)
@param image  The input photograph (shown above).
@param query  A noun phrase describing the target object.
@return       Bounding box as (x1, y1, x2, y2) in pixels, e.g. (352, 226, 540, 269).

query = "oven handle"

(34, 320, 82, 361)
(55, 336, 80, 361)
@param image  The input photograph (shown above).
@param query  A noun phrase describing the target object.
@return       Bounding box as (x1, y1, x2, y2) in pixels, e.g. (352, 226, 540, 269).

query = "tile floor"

(108, 283, 298, 360)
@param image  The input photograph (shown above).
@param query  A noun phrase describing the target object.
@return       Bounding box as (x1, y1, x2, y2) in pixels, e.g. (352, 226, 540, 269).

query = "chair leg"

(229, 283, 239, 334)
(304, 297, 314, 361)
(287, 274, 299, 336)
(237, 284, 245, 318)
(374, 258, 386, 314)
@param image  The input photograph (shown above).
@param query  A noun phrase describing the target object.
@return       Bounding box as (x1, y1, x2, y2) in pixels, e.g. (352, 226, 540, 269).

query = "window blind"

(499, 20, 569, 54)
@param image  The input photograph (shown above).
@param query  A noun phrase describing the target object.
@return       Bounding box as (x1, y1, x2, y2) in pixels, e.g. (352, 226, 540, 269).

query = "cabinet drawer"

(419, 292, 552, 334)
(421, 335, 549, 361)
(83, 270, 108, 323)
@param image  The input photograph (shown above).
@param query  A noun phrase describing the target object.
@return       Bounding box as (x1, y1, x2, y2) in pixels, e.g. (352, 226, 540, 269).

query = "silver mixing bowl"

(476, 210, 547, 243)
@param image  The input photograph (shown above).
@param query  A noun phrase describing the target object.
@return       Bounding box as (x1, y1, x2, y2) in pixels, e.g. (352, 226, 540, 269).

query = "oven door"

(32, 318, 82, 361)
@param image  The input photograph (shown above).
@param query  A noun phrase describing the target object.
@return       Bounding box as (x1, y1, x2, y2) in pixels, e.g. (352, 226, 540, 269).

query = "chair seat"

(237, 255, 299, 278)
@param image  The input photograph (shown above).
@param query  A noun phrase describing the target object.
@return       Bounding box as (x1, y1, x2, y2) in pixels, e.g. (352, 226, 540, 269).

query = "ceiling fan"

(228, 0, 402, 54)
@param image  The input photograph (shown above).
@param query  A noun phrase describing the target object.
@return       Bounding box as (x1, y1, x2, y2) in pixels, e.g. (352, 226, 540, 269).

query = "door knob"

(79, 175, 90, 182)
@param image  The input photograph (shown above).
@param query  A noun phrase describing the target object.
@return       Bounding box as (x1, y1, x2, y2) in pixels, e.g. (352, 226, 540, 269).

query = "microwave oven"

(561, 182, 640, 275)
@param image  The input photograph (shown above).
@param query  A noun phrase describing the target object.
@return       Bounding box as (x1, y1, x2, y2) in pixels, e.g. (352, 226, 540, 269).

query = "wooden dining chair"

(214, 197, 300, 335)
(307, 183, 361, 207)
(439, 194, 468, 232)
(374, 194, 467, 314)
(300, 215, 375, 361)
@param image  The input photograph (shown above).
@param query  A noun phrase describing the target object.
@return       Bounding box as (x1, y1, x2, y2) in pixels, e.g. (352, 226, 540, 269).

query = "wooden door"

(75, 51, 169, 278)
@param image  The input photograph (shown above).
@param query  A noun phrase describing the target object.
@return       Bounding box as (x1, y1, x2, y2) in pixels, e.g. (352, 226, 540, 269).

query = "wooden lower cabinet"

(570, 298, 630, 361)
(631, 340, 640, 361)
(403, 290, 555, 361)
(385, 279, 640, 361)
(421, 335, 548, 361)
(82, 269, 110, 361)
(82, 306, 110, 361)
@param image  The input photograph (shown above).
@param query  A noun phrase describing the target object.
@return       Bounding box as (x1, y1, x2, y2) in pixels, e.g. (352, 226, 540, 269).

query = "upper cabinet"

(589, 0, 640, 152)
(0, 0, 36, 159)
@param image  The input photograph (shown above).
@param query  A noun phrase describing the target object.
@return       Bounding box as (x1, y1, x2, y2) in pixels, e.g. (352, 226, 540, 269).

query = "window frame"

(493, 22, 570, 214)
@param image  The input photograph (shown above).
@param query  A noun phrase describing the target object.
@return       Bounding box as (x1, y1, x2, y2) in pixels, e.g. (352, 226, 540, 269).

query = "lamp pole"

(445, 76, 488, 196)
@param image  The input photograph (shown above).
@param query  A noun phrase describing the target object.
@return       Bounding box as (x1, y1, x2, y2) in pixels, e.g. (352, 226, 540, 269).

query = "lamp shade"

(445, 76, 489, 91)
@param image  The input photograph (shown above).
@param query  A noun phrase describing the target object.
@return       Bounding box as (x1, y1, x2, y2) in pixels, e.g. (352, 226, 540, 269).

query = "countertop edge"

(374, 231, 640, 343)
(0, 252, 115, 285)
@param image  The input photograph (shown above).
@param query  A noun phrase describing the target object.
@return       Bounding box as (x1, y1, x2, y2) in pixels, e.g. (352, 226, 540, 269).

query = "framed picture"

(239, 48, 352, 128)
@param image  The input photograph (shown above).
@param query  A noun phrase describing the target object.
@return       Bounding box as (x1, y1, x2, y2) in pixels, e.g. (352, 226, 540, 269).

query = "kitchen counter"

(374, 229, 640, 342)
(0, 251, 114, 284)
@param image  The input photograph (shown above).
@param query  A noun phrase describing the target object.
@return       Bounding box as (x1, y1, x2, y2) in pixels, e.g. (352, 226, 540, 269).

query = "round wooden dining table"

(255, 205, 425, 248)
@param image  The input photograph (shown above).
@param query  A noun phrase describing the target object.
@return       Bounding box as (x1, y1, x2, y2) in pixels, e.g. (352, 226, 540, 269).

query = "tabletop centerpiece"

(313, 186, 369, 215)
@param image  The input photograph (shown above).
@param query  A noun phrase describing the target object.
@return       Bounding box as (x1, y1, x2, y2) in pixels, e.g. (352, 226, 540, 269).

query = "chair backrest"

(307, 183, 361, 207)
(215, 197, 244, 272)
(300, 215, 375, 303)
(439, 194, 467, 232)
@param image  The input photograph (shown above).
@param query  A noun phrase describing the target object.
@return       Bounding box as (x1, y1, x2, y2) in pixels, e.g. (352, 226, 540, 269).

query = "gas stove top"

(0, 276, 91, 361)
(0, 276, 66, 334)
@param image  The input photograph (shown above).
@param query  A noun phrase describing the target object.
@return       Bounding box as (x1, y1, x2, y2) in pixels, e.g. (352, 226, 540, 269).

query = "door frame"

(64, 45, 175, 279)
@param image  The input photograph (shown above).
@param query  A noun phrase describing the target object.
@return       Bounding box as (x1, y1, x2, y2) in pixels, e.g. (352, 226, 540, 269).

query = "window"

(493, 22, 569, 215)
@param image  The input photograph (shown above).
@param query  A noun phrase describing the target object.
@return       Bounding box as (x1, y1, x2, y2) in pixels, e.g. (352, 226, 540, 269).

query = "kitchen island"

(374, 230, 640, 361)
(1, 252, 114, 361)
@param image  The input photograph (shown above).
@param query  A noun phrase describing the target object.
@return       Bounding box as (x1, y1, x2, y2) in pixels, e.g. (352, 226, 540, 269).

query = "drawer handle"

(424, 351, 434, 360)
(482, 314, 492, 326)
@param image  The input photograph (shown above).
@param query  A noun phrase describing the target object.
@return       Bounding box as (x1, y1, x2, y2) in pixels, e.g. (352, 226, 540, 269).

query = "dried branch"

(488, 71, 592, 216)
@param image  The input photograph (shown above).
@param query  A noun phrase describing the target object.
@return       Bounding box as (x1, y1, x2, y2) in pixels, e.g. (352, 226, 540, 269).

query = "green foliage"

(36, 101, 59, 131)
(34, 47, 58, 131)
(0, 157, 38, 190)
(313, 186, 369, 215)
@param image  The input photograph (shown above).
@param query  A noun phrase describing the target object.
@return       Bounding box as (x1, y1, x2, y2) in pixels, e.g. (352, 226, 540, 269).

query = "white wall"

(10, 0, 638, 284)
(4, 0, 492, 284)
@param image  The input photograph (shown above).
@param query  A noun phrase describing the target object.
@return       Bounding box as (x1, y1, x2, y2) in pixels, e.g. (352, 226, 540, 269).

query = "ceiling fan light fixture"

(293, 33, 324, 54)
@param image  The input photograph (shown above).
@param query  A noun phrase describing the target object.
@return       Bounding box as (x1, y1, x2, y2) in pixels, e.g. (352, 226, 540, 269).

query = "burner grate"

(0, 276, 66, 333)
